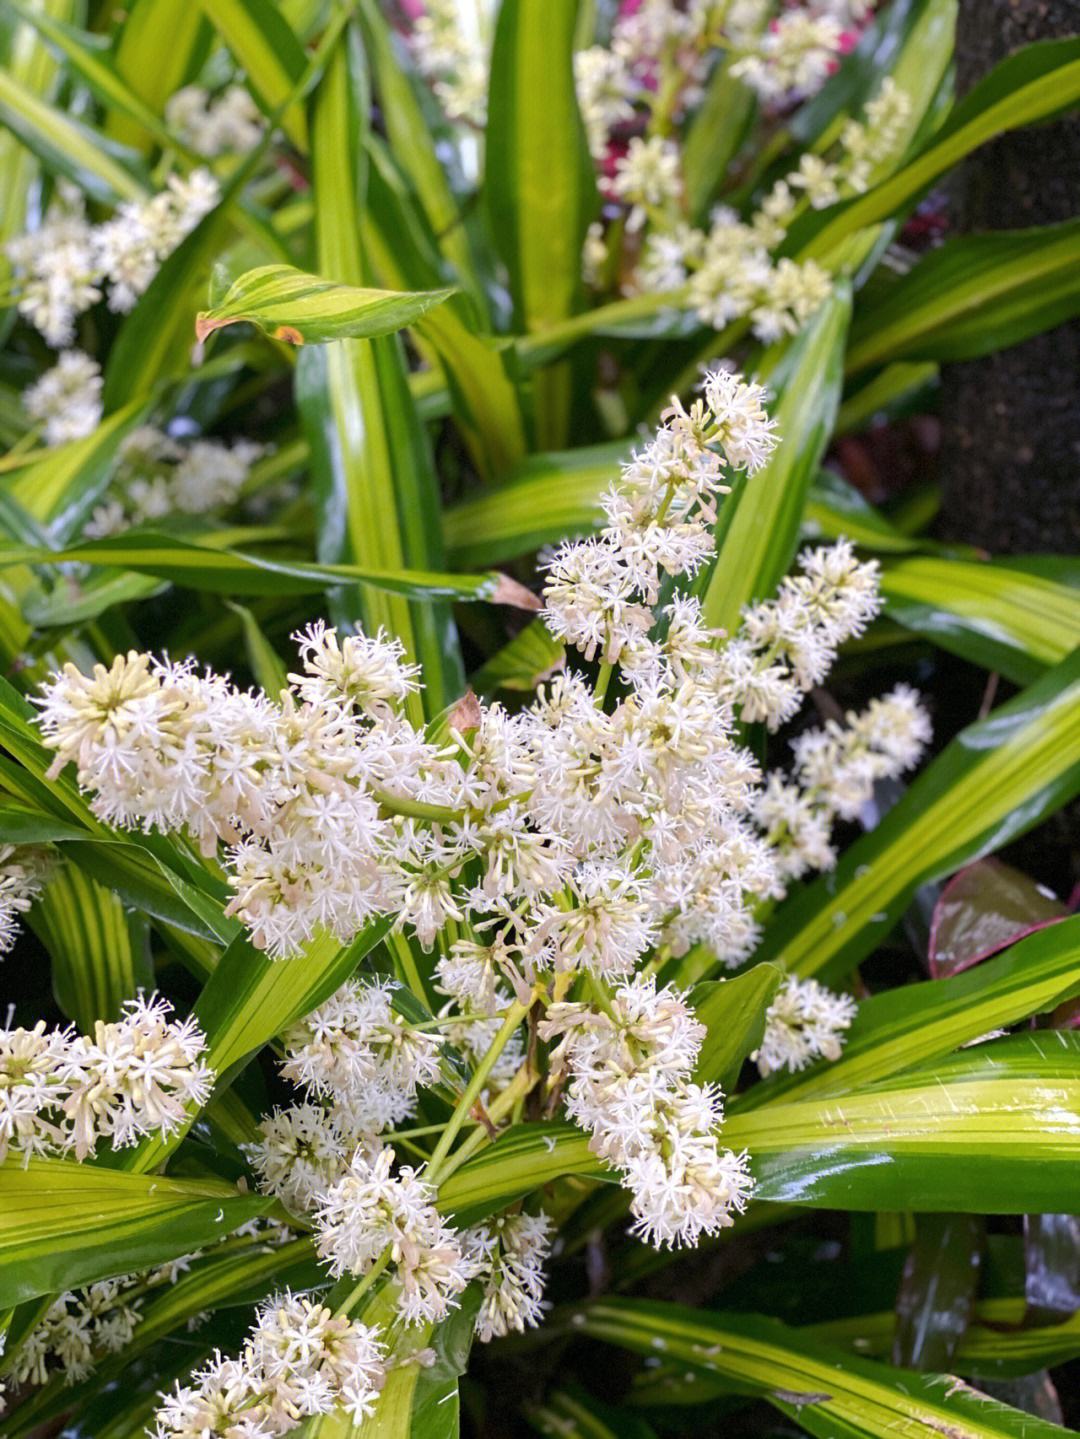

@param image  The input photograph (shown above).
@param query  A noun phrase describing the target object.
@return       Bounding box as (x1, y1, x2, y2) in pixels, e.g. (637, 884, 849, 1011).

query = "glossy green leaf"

(0, 1158, 276, 1307)
(796, 38, 1080, 263)
(196, 263, 455, 345)
(32, 860, 151, 1031)
(683, 59, 754, 222)
(836, 361, 939, 434)
(879, 555, 1080, 684)
(849, 220, 1080, 373)
(576, 1298, 1073, 1438)
(756, 650, 1080, 984)
(691, 963, 784, 1091)
(437, 1122, 608, 1225)
(196, 0, 307, 149)
(0, 530, 537, 607)
(698, 285, 852, 631)
(737, 918, 1080, 1113)
(726, 1032, 1080, 1212)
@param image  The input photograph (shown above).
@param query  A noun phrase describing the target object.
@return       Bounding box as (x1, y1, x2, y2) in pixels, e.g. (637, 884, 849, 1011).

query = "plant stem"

(334, 1245, 392, 1318)
(425, 1000, 528, 1184)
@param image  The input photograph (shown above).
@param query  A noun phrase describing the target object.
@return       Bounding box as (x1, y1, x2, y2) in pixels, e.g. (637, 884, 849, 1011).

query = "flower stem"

(425, 1000, 528, 1184)
(334, 1244, 392, 1318)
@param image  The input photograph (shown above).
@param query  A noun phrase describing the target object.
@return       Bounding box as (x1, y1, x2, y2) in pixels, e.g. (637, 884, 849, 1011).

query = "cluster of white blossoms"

(7, 1279, 141, 1390)
(410, 0, 491, 126)
(0, 995, 213, 1164)
(164, 84, 264, 156)
(83, 424, 264, 538)
(36, 365, 929, 1276)
(757, 682, 932, 879)
(6, 171, 219, 347)
(22, 351, 103, 447)
(755, 974, 858, 1075)
(620, 78, 910, 341)
(728, 1, 874, 103)
(542, 976, 753, 1247)
(151, 1291, 387, 1437)
(0, 844, 50, 955)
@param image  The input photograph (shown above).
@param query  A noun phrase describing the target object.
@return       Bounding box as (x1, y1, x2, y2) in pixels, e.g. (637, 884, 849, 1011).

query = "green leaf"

(0, 1158, 276, 1307)
(0, 0, 77, 253)
(3, 1237, 319, 1436)
(0, 63, 148, 205)
(485, 0, 598, 444)
(0, 530, 537, 606)
(527, 1387, 659, 1439)
(737, 918, 1080, 1114)
(437, 1122, 609, 1226)
(8, 1, 185, 155)
(5, 400, 151, 536)
(196, 0, 308, 150)
(836, 361, 939, 435)
(355, 0, 486, 318)
(756, 650, 1080, 984)
(575, 1298, 1074, 1437)
(106, 0, 211, 152)
(443, 441, 624, 568)
(683, 59, 754, 223)
(195, 263, 455, 345)
(469, 617, 565, 696)
(299, 27, 465, 721)
(726, 1032, 1080, 1213)
(697, 285, 852, 632)
(795, 38, 1080, 263)
(32, 861, 151, 1032)
(879, 555, 1080, 684)
(848, 219, 1080, 373)
(691, 963, 784, 1092)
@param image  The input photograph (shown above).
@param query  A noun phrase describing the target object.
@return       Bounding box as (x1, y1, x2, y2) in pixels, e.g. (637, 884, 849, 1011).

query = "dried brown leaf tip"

(492, 573, 542, 611)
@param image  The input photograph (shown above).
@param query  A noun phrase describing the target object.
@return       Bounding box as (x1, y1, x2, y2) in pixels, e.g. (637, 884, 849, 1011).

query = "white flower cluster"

(757, 682, 931, 879)
(84, 424, 264, 538)
(165, 84, 264, 156)
(624, 78, 909, 341)
(729, 5, 857, 103)
(247, 976, 445, 1214)
(8, 1279, 141, 1389)
(755, 974, 857, 1075)
(466, 1211, 553, 1341)
(6, 171, 219, 346)
(0, 843, 50, 954)
(410, 0, 491, 126)
(542, 976, 752, 1247)
(151, 1291, 386, 1437)
(36, 367, 926, 1268)
(22, 351, 103, 447)
(315, 1146, 475, 1325)
(717, 538, 883, 731)
(0, 995, 213, 1163)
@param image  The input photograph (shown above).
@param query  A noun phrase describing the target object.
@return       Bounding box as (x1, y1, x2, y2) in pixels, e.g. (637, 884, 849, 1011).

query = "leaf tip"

(492, 574, 542, 611)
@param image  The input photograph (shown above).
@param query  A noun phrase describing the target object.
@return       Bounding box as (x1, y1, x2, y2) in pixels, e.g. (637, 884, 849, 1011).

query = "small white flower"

(755, 975, 857, 1076)
(23, 352, 102, 447)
